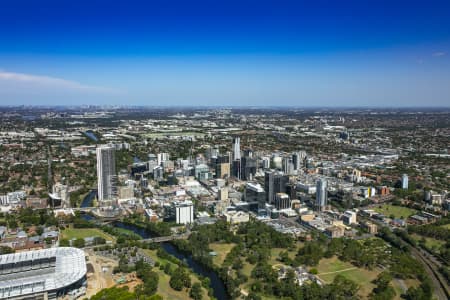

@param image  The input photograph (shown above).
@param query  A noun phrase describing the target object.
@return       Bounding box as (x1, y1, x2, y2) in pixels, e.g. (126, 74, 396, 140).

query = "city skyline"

(1, 0, 450, 107)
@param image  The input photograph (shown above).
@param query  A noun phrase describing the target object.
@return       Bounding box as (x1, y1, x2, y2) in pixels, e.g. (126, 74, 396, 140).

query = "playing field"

(411, 234, 445, 251)
(316, 257, 380, 297)
(61, 228, 115, 242)
(209, 242, 235, 266)
(373, 204, 417, 219)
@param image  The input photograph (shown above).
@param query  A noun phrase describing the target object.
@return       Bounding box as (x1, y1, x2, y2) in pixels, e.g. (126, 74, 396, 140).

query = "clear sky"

(0, 0, 449, 107)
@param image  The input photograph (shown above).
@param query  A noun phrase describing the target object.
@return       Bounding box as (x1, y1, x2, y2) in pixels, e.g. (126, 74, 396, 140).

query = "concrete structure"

(325, 225, 345, 238)
(96, 145, 116, 201)
(48, 183, 70, 208)
(224, 211, 250, 224)
(118, 186, 134, 200)
(0, 247, 87, 299)
(175, 201, 194, 224)
(363, 221, 378, 234)
(275, 193, 291, 210)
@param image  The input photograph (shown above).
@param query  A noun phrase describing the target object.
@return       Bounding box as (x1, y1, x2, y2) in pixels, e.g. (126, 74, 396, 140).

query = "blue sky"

(0, 0, 449, 107)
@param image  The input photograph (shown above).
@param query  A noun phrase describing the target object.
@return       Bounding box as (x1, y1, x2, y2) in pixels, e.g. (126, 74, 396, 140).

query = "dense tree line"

(408, 222, 450, 241)
(90, 286, 163, 300)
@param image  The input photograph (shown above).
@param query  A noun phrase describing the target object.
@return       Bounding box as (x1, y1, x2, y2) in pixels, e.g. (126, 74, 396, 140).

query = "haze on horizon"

(0, 0, 449, 107)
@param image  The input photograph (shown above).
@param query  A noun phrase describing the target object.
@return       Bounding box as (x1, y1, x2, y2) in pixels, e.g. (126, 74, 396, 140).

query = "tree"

(170, 267, 191, 291)
(59, 239, 70, 247)
(190, 282, 203, 300)
(90, 287, 135, 300)
(73, 238, 85, 248)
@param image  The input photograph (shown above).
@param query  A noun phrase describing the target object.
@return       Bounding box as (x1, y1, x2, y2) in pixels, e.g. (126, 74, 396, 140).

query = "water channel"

(80, 191, 229, 300)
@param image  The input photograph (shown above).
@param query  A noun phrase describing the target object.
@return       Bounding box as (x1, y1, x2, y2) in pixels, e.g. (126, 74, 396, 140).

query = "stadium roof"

(0, 247, 86, 298)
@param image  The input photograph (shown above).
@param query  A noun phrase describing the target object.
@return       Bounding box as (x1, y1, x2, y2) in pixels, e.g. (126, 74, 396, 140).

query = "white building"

(232, 137, 241, 161)
(96, 145, 116, 201)
(175, 201, 194, 224)
(157, 153, 170, 166)
(401, 174, 409, 189)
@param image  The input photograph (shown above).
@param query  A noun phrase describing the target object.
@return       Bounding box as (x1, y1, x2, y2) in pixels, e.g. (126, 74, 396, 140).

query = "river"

(80, 191, 229, 300)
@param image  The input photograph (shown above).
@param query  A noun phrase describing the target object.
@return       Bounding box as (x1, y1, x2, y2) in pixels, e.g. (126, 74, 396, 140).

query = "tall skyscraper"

(282, 156, 295, 175)
(233, 137, 241, 161)
(96, 145, 116, 201)
(401, 174, 409, 189)
(316, 178, 328, 211)
(265, 171, 288, 204)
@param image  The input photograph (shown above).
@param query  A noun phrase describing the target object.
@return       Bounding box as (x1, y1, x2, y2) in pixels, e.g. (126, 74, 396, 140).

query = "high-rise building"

(233, 137, 241, 161)
(216, 162, 231, 179)
(265, 171, 288, 204)
(241, 156, 257, 180)
(401, 174, 409, 189)
(292, 151, 306, 171)
(316, 178, 328, 211)
(282, 156, 295, 175)
(232, 159, 241, 180)
(175, 201, 194, 224)
(157, 153, 170, 166)
(245, 182, 266, 210)
(96, 145, 116, 201)
(275, 193, 291, 210)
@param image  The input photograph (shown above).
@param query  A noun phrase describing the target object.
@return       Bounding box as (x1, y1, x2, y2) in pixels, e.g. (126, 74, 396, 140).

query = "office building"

(282, 156, 295, 175)
(244, 182, 266, 210)
(232, 159, 241, 180)
(275, 193, 291, 210)
(241, 156, 257, 180)
(265, 171, 289, 204)
(96, 145, 116, 201)
(316, 178, 328, 211)
(175, 201, 194, 224)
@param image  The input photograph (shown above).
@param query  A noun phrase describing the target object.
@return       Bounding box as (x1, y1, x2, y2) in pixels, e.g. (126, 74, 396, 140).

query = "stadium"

(0, 247, 87, 299)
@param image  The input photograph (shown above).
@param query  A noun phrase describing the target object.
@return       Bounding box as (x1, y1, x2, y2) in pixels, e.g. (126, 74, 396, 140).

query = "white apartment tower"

(233, 137, 241, 161)
(175, 201, 194, 224)
(96, 145, 116, 201)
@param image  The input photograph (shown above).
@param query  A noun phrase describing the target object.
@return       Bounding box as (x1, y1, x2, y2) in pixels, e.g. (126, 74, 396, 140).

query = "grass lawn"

(441, 224, 450, 229)
(411, 234, 445, 251)
(61, 228, 115, 242)
(316, 257, 380, 297)
(209, 242, 235, 266)
(373, 204, 417, 219)
(392, 278, 421, 300)
(241, 262, 255, 278)
(268, 248, 297, 266)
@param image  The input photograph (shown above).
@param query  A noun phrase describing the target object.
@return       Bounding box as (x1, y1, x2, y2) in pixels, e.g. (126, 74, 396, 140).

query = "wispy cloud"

(432, 51, 446, 57)
(0, 70, 119, 94)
